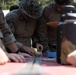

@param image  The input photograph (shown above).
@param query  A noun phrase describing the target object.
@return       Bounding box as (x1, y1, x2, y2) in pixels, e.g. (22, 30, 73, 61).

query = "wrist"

(19, 45, 26, 52)
(13, 49, 20, 54)
(20, 45, 24, 49)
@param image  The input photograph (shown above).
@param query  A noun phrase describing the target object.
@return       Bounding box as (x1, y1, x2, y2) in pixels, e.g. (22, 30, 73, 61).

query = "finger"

(30, 51, 36, 55)
(15, 55, 24, 63)
(0, 59, 7, 65)
(28, 50, 34, 56)
(30, 50, 36, 56)
(41, 46, 43, 51)
(9, 56, 19, 62)
(38, 46, 43, 51)
(19, 52, 32, 57)
(0, 58, 9, 65)
(29, 52, 33, 56)
(8, 59, 11, 62)
(0, 62, 6, 65)
(19, 55, 26, 62)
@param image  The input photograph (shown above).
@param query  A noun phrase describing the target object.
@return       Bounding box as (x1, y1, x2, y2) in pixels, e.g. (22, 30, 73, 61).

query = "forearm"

(6, 42, 18, 52)
(16, 41, 23, 49)
(4, 33, 16, 45)
(5, 40, 23, 53)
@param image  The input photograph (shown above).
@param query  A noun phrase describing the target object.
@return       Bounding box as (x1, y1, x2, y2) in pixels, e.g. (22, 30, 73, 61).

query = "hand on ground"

(0, 48, 9, 65)
(7, 53, 26, 63)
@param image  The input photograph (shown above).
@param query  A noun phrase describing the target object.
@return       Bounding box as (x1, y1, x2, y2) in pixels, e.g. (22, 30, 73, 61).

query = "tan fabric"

(61, 38, 75, 64)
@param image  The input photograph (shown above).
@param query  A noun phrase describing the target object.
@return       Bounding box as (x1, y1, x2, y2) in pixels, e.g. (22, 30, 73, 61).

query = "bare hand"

(36, 43, 43, 52)
(0, 48, 9, 65)
(18, 52, 32, 57)
(7, 53, 26, 63)
(20, 46, 36, 56)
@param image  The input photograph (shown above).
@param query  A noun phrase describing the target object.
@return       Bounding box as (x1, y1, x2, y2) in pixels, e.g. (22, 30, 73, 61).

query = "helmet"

(54, 0, 72, 5)
(19, 0, 43, 19)
(60, 5, 76, 21)
(64, 13, 76, 21)
(61, 5, 76, 14)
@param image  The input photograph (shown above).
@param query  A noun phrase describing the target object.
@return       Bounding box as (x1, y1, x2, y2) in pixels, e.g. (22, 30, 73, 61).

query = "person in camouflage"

(0, 5, 27, 64)
(38, 0, 75, 53)
(5, 0, 43, 56)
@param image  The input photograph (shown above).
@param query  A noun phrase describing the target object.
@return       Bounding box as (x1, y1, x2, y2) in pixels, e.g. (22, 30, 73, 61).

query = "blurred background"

(1, 0, 54, 16)
(1, 0, 53, 10)
(1, 0, 76, 16)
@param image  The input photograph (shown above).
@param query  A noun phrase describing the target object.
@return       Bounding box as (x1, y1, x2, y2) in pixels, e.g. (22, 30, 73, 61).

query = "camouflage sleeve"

(0, 30, 3, 38)
(0, 7, 16, 44)
(5, 11, 23, 49)
(15, 42, 23, 49)
(37, 8, 50, 51)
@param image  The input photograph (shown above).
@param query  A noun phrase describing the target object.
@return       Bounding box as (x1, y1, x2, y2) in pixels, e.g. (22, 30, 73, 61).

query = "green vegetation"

(1, 0, 54, 10)
(39, 0, 54, 8)
(1, 0, 19, 9)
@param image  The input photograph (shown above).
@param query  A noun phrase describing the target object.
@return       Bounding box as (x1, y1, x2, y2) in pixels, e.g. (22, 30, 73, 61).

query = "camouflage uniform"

(0, 5, 16, 45)
(38, 0, 76, 52)
(5, 0, 42, 49)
